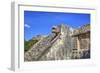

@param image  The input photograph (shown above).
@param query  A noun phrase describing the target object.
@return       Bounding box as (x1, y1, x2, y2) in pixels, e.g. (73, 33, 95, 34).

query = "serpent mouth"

(52, 25, 60, 34)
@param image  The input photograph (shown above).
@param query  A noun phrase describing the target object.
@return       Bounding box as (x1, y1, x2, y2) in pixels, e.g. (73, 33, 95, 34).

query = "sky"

(24, 11, 90, 41)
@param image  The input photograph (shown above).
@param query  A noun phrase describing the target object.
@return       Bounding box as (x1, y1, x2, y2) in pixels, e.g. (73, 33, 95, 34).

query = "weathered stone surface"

(71, 24, 90, 59)
(24, 33, 57, 61)
(40, 24, 73, 60)
(24, 24, 90, 61)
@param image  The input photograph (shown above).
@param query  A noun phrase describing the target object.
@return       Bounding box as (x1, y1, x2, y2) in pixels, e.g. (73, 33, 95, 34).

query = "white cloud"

(24, 24, 30, 28)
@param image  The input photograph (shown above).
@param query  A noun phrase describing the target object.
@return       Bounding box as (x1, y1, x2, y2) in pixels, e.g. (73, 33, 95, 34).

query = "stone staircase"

(24, 32, 61, 61)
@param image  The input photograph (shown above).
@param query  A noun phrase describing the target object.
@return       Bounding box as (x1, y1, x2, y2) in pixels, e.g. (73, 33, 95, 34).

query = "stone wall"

(24, 24, 90, 61)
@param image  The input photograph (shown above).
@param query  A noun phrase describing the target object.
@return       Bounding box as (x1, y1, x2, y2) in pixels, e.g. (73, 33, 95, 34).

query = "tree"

(24, 39, 38, 52)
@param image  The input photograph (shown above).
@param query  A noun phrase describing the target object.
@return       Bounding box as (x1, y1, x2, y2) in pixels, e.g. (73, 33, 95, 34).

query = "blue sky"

(24, 11, 90, 41)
